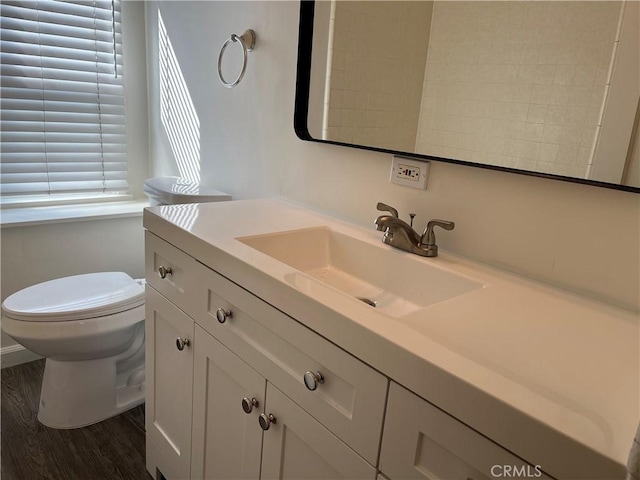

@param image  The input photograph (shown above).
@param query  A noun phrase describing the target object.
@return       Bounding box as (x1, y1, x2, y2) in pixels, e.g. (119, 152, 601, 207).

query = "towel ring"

(217, 29, 256, 88)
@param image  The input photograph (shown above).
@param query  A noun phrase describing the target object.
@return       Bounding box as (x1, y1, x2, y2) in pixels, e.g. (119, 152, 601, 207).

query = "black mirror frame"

(293, 0, 639, 194)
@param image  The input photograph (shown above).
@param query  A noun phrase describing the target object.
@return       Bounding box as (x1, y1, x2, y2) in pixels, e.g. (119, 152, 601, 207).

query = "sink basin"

(237, 227, 483, 318)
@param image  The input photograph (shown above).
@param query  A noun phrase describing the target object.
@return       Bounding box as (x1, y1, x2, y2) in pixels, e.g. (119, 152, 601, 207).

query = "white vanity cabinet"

(145, 232, 385, 479)
(143, 198, 634, 480)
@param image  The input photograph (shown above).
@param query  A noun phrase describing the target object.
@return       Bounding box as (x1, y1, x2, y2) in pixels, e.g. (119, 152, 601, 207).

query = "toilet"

(2, 273, 146, 428)
(1, 177, 231, 429)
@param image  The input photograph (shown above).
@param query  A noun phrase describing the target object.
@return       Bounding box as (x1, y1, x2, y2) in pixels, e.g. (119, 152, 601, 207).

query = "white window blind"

(0, 0, 128, 200)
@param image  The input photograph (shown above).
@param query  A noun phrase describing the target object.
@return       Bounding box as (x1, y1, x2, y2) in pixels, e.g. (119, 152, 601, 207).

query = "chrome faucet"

(374, 202, 454, 257)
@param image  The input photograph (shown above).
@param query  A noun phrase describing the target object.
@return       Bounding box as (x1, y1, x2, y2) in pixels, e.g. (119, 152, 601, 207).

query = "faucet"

(374, 202, 454, 257)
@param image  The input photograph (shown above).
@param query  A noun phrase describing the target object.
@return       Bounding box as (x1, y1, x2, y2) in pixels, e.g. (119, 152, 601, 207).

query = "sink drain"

(356, 297, 377, 308)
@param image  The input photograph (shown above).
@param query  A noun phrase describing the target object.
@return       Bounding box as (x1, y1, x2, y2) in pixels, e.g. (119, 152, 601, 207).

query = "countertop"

(144, 198, 639, 479)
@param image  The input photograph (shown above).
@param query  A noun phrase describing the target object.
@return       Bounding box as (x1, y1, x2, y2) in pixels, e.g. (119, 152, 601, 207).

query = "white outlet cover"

(390, 156, 429, 189)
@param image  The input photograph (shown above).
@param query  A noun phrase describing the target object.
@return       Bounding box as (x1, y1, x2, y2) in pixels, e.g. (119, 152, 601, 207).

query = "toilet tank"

(143, 177, 231, 206)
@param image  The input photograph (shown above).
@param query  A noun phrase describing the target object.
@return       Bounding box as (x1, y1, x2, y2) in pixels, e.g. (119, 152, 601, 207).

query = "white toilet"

(1, 177, 231, 429)
(2, 273, 146, 428)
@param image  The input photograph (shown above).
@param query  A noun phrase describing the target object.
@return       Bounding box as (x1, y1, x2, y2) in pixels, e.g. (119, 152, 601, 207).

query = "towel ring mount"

(217, 29, 256, 88)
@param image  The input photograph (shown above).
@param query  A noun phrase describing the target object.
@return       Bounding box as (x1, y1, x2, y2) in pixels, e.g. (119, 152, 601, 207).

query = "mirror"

(294, 1, 640, 192)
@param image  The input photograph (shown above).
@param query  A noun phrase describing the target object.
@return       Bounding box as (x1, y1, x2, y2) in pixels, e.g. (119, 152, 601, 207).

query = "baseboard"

(1, 344, 42, 369)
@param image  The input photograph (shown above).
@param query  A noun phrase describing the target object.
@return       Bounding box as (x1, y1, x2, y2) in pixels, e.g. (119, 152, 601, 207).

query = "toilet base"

(37, 324, 145, 429)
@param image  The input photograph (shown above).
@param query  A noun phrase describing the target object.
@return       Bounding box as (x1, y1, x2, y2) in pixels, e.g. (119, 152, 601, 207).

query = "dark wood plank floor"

(1, 359, 151, 480)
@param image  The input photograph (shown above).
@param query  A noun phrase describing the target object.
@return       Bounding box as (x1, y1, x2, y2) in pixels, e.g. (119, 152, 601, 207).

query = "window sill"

(0, 200, 150, 228)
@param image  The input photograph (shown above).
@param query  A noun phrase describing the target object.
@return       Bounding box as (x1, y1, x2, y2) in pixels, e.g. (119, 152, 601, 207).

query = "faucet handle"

(421, 219, 455, 246)
(376, 202, 398, 218)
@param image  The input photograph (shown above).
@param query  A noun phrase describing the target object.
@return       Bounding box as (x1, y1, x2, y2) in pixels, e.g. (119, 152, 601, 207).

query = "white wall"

(147, 0, 290, 198)
(145, 1, 639, 312)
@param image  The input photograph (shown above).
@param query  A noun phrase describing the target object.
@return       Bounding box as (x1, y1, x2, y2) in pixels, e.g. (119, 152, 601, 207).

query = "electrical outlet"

(390, 156, 429, 189)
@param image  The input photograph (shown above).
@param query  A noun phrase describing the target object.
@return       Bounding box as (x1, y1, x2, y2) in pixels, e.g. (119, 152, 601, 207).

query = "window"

(0, 0, 128, 205)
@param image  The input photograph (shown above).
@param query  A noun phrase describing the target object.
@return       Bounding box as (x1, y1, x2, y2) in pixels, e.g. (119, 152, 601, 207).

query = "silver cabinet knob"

(241, 397, 259, 414)
(216, 308, 232, 324)
(158, 265, 172, 279)
(303, 371, 324, 391)
(176, 337, 190, 351)
(258, 413, 276, 430)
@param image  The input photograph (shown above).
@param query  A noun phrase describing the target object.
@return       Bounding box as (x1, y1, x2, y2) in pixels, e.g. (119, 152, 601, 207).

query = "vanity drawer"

(380, 382, 554, 480)
(191, 261, 388, 466)
(145, 232, 200, 314)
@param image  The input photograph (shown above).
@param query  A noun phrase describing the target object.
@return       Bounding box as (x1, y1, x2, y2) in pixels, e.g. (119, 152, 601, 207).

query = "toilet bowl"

(1, 177, 232, 429)
(2, 272, 146, 428)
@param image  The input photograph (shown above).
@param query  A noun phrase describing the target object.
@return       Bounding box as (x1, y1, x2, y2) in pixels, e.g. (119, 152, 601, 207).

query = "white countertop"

(144, 198, 639, 479)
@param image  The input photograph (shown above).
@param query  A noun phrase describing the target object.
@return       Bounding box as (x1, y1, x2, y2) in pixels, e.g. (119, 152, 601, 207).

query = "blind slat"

(1, 27, 121, 50)
(1, 120, 126, 132)
(0, 111, 125, 125)
(1, 154, 126, 165)
(2, 56, 123, 77)
(0, 0, 128, 198)
(4, 92, 125, 107)
(2, 47, 124, 67)
(1, 77, 124, 97)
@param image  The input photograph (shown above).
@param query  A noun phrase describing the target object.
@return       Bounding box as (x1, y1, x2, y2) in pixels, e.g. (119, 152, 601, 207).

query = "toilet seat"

(2, 272, 144, 322)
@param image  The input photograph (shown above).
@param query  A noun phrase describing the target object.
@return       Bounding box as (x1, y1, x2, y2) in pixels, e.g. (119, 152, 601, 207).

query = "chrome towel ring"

(217, 29, 256, 88)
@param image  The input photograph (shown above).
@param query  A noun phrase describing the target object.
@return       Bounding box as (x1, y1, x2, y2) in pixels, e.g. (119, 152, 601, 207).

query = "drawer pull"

(158, 265, 172, 279)
(241, 397, 259, 414)
(176, 337, 190, 351)
(258, 413, 276, 430)
(216, 308, 232, 323)
(303, 371, 324, 391)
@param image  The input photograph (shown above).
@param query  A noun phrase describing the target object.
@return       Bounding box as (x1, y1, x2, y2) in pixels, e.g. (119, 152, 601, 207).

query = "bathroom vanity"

(143, 199, 638, 480)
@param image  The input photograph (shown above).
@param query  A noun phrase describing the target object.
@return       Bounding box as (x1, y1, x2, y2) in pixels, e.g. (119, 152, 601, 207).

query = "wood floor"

(1, 359, 150, 480)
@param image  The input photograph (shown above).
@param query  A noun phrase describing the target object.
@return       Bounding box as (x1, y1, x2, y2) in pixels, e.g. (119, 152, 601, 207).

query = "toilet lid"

(2, 272, 145, 322)
(143, 176, 231, 204)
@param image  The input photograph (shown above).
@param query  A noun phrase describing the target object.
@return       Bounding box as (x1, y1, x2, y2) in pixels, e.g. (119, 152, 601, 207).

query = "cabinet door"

(380, 382, 553, 480)
(191, 325, 265, 480)
(146, 286, 195, 480)
(260, 384, 376, 480)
